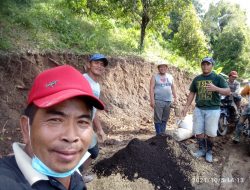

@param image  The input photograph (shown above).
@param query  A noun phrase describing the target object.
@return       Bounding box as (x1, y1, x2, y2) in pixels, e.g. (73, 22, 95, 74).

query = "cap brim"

(33, 89, 104, 110)
(201, 61, 213, 64)
(157, 64, 168, 67)
(91, 58, 108, 67)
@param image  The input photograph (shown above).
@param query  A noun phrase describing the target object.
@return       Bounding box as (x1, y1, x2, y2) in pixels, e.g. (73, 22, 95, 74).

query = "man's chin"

(203, 71, 211, 75)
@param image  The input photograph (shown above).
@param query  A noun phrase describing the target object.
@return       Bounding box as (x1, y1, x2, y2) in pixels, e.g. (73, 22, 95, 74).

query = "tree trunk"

(139, 0, 150, 52)
(139, 11, 150, 51)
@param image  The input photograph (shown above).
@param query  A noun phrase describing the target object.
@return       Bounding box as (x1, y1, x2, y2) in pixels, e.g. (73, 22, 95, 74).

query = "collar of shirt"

(12, 142, 49, 186)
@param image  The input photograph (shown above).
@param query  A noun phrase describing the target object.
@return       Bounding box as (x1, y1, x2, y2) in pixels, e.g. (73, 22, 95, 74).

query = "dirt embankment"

(99, 56, 193, 145)
(0, 52, 192, 156)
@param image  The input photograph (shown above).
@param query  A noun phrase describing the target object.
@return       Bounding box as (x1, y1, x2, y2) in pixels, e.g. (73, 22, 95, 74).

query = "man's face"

(87, 60, 105, 76)
(158, 65, 168, 75)
(201, 61, 213, 75)
(25, 98, 93, 173)
(229, 75, 237, 82)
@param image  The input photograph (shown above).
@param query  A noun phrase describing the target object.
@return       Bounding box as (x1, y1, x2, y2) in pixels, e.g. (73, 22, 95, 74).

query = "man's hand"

(96, 129, 106, 143)
(181, 107, 188, 118)
(150, 100, 155, 108)
(206, 83, 218, 92)
(171, 99, 177, 109)
(172, 97, 177, 104)
(231, 92, 239, 97)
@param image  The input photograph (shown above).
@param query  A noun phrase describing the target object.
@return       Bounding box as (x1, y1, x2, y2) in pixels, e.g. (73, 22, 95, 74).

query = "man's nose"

(61, 122, 80, 143)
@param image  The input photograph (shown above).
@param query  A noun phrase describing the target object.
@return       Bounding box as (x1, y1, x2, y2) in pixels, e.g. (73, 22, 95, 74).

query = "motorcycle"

(241, 112, 250, 155)
(217, 95, 240, 136)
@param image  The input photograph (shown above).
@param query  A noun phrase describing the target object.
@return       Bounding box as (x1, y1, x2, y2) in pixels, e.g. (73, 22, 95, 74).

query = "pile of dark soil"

(93, 135, 195, 190)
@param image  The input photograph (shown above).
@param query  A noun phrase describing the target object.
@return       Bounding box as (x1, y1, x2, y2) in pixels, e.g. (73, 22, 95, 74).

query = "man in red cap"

(0, 65, 104, 190)
(227, 70, 242, 110)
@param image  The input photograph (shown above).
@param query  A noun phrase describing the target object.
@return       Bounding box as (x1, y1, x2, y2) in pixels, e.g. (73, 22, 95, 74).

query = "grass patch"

(0, 0, 140, 55)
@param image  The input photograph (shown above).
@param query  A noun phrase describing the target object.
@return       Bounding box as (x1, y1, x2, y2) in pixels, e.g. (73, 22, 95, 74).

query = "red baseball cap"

(27, 65, 104, 109)
(229, 71, 238, 78)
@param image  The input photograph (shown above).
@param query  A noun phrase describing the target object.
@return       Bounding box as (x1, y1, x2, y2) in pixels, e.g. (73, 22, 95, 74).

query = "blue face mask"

(32, 153, 87, 178)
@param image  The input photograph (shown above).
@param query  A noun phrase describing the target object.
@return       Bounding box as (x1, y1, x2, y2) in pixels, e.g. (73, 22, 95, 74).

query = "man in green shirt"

(182, 57, 230, 163)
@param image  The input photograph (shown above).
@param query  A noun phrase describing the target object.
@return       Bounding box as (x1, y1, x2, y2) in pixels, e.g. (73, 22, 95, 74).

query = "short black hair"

(81, 97, 94, 119)
(23, 104, 38, 125)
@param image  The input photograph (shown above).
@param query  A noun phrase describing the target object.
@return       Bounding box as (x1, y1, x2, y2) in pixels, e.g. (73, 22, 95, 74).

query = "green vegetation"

(172, 4, 208, 62)
(202, 0, 250, 78)
(0, 0, 141, 55)
(0, 0, 249, 78)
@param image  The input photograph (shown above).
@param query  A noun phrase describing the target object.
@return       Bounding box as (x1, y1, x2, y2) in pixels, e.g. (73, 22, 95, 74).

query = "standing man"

(149, 61, 177, 135)
(182, 57, 230, 163)
(0, 65, 104, 189)
(81, 53, 108, 183)
(227, 70, 241, 110)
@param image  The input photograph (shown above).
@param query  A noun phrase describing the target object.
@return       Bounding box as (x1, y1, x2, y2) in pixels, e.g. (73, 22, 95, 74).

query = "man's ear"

(86, 62, 91, 70)
(20, 115, 30, 144)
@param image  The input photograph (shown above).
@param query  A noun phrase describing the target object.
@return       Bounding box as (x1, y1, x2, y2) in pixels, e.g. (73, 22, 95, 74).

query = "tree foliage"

(172, 4, 208, 63)
(107, 0, 175, 51)
(71, 0, 190, 51)
(191, 0, 205, 18)
(202, 0, 250, 77)
(66, 0, 110, 15)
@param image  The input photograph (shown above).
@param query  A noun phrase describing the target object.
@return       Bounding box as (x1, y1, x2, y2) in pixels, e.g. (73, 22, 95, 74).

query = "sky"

(199, 0, 250, 26)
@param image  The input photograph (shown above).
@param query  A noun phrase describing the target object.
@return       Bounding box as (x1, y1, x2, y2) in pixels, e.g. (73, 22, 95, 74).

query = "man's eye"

(48, 118, 62, 123)
(78, 120, 91, 126)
